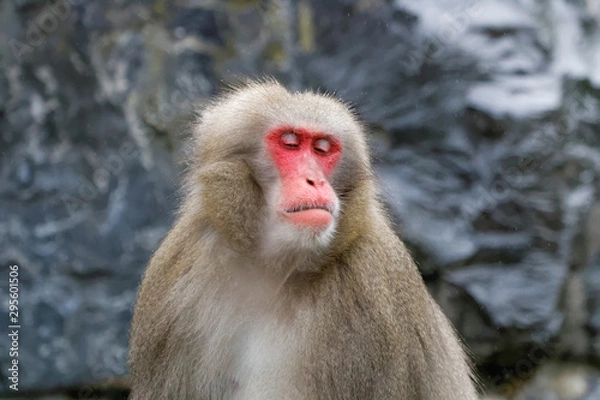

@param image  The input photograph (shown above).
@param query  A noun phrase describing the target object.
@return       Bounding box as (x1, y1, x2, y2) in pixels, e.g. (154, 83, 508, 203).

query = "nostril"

(307, 178, 315, 186)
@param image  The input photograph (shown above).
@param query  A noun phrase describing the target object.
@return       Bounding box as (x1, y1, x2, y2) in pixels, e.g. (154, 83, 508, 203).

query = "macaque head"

(192, 80, 372, 265)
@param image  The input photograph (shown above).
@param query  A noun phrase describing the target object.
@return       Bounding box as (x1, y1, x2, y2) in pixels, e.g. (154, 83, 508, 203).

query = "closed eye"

(314, 138, 331, 154)
(281, 132, 300, 149)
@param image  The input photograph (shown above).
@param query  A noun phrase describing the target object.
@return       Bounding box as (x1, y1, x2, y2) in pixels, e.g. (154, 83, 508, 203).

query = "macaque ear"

(198, 160, 264, 253)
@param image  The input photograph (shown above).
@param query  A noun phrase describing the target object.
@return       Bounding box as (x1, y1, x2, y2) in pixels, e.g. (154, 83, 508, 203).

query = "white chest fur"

(186, 267, 306, 400)
(231, 315, 301, 399)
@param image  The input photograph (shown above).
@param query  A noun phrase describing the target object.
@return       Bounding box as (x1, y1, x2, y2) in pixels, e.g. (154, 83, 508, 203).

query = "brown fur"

(129, 80, 478, 400)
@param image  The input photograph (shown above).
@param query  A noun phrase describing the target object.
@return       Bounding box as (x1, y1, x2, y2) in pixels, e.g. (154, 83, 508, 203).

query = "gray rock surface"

(1, 0, 600, 396)
(514, 363, 600, 400)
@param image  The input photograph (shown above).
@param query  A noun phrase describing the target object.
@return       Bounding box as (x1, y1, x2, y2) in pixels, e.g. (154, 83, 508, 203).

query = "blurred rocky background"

(1, 0, 600, 398)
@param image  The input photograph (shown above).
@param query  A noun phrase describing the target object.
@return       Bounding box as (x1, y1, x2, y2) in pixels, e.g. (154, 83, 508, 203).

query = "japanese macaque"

(128, 80, 479, 400)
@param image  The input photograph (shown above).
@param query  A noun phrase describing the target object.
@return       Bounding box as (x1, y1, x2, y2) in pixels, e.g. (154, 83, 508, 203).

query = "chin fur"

(260, 211, 338, 272)
(257, 183, 340, 272)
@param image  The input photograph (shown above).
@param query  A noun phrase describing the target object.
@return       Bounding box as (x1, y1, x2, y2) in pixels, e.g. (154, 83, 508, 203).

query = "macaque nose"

(306, 177, 325, 187)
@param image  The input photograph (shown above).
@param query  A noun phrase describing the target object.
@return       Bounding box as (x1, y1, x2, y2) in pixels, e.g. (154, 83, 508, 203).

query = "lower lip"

(282, 209, 333, 230)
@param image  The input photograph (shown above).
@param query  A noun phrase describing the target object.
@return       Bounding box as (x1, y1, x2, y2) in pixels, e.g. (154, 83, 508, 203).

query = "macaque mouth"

(280, 202, 335, 230)
(284, 203, 333, 214)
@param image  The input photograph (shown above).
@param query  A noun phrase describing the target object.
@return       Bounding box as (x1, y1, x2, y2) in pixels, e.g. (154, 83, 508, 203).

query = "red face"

(265, 126, 342, 231)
